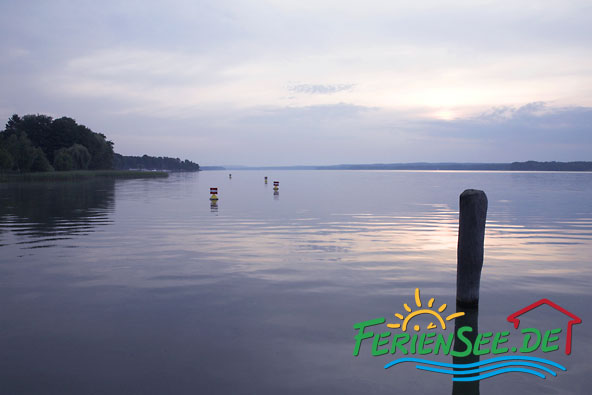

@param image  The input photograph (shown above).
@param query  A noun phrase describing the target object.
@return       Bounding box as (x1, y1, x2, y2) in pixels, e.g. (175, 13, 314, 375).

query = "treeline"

(509, 161, 592, 171)
(316, 163, 510, 170)
(0, 114, 200, 174)
(235, 161, 592, 171)
(317, 162, 592, 171)
(0, 114, 114, 172)
(315, 161, 592, 171)
(113, 154, 199, 171)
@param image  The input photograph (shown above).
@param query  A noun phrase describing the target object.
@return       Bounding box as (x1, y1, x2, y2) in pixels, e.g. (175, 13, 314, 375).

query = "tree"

(1, 114, 116, 172)
(66, 144, 91, 170)
(4, 114, 22, 132)
(0, 146, 13, 171)
(8, 114, 55, 160)
(53, 148, 75, 171)
(4, 132, 36, 172)
(87, 132, 114, 169)
(113, 154, 199, 171)
(30, 147, 53, 172)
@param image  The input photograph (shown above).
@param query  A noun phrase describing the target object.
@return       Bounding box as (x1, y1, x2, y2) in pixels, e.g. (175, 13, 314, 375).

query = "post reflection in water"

(452, 304, 480, 395)
(210, 200, 218, 213)
(273, 190, 279, 200)
(1, 171, 591, 394)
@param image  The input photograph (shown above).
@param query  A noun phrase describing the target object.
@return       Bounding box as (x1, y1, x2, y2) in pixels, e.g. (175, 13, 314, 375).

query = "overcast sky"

(1, 0, 591, 165)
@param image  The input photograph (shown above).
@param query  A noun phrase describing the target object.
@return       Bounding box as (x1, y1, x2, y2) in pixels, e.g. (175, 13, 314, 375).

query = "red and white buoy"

(210, 187, 218, 201)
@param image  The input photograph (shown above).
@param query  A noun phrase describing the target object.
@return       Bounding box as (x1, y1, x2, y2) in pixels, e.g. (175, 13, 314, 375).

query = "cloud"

(396, 103, 592, 162)
(475, 102, 554, 122)
(288, 84, 354, 94)
(0, 1, 591, 165)
(111, 102, 591, 166)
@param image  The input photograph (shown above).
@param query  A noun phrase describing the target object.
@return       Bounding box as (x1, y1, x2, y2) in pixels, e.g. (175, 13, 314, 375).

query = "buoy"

(264, 176, 268, 184)
(210, 187, 219, 201)
(229, 173, 232, 179)
(273, 181, 279, 191)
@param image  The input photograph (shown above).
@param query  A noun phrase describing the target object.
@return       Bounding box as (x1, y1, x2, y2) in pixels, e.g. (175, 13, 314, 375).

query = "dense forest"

(114, 154, 199, 171)
(0, 114, 114, 172)
(0, 114, 199, 173)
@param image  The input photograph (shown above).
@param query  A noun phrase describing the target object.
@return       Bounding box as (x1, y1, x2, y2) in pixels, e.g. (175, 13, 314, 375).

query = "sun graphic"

(387, 288, 465, 332)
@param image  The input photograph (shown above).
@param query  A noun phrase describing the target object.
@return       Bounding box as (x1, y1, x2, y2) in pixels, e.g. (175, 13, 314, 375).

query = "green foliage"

(0, 146, 13, 171)
(67, 144, 91, 170)
(87, 133, 114, 170)
(53, 144, 91, 171)
(30, 147, 53, 172)
(17, 114, 54, 159)
(0, 113, 115, 173)
(3, 131, 36, 172)
(1, 113, 194, 174)
(53, 148, 75, 171)
(113, 153, 199, 171)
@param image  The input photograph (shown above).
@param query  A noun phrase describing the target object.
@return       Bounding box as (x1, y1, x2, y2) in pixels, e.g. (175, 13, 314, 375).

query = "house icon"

(507, 298, 582, 355)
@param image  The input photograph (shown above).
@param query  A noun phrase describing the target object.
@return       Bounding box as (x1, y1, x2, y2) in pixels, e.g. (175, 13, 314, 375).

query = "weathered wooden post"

(452, 304, 480, 395)
(456, 189, 488, 307)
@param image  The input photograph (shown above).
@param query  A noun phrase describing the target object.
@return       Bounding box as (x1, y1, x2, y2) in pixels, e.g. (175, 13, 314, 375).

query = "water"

(1, 171, 591, 394)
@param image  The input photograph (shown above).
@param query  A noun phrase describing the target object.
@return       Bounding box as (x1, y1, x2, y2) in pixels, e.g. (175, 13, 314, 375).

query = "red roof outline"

(507, 298, 582, 355)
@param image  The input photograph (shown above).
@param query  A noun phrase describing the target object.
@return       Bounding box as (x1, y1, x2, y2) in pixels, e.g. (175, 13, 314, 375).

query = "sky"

(1, 0, 591, 166)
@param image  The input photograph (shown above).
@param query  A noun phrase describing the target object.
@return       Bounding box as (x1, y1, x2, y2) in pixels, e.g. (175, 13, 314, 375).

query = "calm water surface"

(1, 171, 591, 394)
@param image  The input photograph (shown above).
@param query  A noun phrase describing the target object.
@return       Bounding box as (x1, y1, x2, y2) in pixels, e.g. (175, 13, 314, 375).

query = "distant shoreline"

(0, 170, 169, 182)
(213, 161, 592, 172)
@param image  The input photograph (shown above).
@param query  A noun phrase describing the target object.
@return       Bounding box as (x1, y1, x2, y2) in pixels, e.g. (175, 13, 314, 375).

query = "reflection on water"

(452, 305, 480, 395)
(0, 171, 591, 394)
(0, 180, 114, 248)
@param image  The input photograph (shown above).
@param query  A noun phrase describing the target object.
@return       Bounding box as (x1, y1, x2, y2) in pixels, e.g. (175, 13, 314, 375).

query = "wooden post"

(452, 304, 480, 395)
(456, 189, 488, 307)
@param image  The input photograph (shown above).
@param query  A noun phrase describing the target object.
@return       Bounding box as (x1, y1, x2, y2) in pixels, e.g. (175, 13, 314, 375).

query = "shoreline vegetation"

(114, 154, 199, 172)
(0, 170, 169, 182)
(0, 113, 199, 181)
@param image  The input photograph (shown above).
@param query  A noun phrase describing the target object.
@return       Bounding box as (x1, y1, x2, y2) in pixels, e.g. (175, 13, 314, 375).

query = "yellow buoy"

(210, 187, 219, 201)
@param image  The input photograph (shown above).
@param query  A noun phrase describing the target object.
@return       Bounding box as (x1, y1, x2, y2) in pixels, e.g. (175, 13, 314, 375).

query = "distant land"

(114, 154, 199, 171)
(214, 161, 592, 171)
(0, 114, 200, 174)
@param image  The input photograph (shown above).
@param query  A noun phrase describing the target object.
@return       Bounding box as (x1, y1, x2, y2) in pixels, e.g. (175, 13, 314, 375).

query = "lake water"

(1, 170, 591, 394)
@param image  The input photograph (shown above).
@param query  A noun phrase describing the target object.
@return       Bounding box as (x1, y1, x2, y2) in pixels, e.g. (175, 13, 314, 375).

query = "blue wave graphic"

(453, 368, 544, 382)
(416, 361, 556, 376)
(384, 356, 566, 382)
